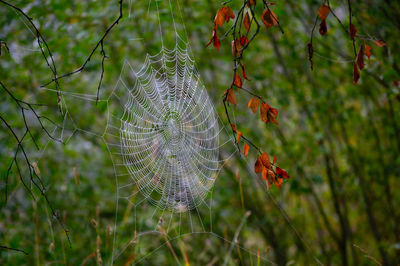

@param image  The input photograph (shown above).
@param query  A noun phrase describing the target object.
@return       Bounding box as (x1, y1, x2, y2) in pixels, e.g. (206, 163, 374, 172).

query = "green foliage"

(1, 0, 400, 265)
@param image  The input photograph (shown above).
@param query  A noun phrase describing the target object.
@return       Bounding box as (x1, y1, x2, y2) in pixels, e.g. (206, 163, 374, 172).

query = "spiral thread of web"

(104, 38, 232, 212)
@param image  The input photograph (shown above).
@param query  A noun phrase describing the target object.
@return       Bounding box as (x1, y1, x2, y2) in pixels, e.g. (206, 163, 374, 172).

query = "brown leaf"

(236, 130, 242, 143)
(254, 158, 263, 173)
(215, 9, 225, 27)
(226, 88, 237, 106)
(244, 12, 251, 32)
(353, 63, 360, 84)
(232, 39, 242, 57)
(356, 44, 365, 70)
(261, 9, 278, 28)
(318, 4, 330, 20)
(243, 143, 250, 157)
(375, 40, 386, 47)
(364, 44, 371, 60)
(248, 97, 260, 113)
(319, 19, 327, 35)
(234, 73, 242, 89)
(307, 42, 314, 70)
(349, 23, 357, 40)
(260, 152, 271, 169)
(260, 102, 269, 122)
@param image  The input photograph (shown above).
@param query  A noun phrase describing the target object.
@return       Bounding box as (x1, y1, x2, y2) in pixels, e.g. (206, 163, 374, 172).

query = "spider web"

(1, 0, 322, 264)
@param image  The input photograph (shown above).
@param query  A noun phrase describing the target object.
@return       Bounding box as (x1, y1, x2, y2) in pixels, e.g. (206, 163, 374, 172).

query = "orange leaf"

(248, 97, 259, 113)
(356, 44, 365, 70)
(261, 166, 268, 181)
(353, 63, 360, 84)
(375, 40, 386, 47)
(254, 158, 263, 173)
(349, 23, 357, 40)
(364, 44, 371, 60)
(319, 19, 327, 35)
(243, 143, 249, 157)
(221, 6, 235, 22)
(260, 152, 271, 169)
(244, 12, 251, 32)
(226, 88, 237, 106)
(234, 73, 242, 89)
(248, 0, 256, 6)
(260, 102, 269, 122)
(274, 176, 283, 188)
(215, 9, 225, 27)
(276, 167, 289, 179)
(318, 4, 330, 20)
(236, 130, 242, 143)
(261, 9, 278, 28)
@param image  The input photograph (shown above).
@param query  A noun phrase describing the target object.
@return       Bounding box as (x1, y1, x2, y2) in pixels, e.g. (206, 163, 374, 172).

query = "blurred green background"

(1, 0, 400, 265)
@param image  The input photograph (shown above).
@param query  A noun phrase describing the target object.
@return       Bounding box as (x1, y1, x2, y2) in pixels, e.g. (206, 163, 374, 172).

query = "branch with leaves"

(307, 1, 386, 84)
(207, 0, 290, 190)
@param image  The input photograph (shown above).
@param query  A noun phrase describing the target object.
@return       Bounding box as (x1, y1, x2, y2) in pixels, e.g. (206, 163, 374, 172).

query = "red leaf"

(261, 9, 278, 28)
(226, 88, 237, 106)
(244, 12, 251, 32)
(375, 40, 386, 47)
(349, 23, 357, 40)
(234, 73, 242, 89)
(364, 44, 371, 60)
(356, 44, 365, 70)
(318, 4, 330, 20)
(231, 123, 237, 132)
(353, 63, 360, 84)
(273, 155, 277, 164)
(319, 19, 327, 35)
(206, 27, 220, 50)
(221, 6, 235, 22)
(239, 35, 249, 46)
(276, 167, 289, 179)
(243, 143, 249, 157)
(269, 107, 278, 117)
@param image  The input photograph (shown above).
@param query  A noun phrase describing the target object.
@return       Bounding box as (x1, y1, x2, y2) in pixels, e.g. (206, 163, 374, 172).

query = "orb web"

(105, 41, 223, 212)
